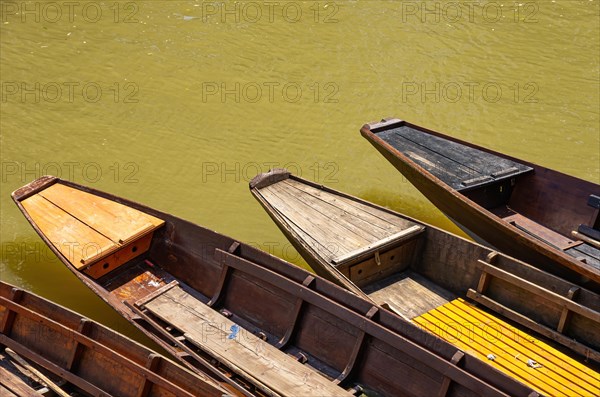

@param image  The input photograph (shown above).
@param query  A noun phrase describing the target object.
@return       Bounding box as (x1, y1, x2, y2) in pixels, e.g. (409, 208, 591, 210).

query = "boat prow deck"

(251, 169, 426, 298)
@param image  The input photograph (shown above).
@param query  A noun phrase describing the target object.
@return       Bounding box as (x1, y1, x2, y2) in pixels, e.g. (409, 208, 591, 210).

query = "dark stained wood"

(361, 118, 600, 289)
(12, 177, 543, 397)
(0, 281, 230, 397)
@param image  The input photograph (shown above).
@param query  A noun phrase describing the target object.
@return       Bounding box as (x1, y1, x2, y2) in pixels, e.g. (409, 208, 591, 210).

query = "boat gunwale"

(12, 176, 542, 397)
(360, 119, 600, 286)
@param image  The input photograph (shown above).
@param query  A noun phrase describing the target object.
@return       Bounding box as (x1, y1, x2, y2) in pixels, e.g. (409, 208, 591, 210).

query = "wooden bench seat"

(20, 182, 164, 279)
(413, 298, 600, 397)
(137, 284, 351, 397)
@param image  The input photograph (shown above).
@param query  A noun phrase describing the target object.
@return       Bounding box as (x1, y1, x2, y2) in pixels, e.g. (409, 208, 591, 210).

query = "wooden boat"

(0, 280, 230, 397)
(360, 118, 600, 290)
(249, 169, 600, 397)
(12, 176, 541, 397)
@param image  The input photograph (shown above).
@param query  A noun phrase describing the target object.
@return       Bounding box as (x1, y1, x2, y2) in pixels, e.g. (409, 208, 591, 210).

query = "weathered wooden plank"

(141, 285, 351, 397)
(503, 213, 580, 250)
(282, 178, 416, 231)
(388, 125, 532, 184)
(21, 194, 117, 268)
(476, 260, 600, 323)
(282, 179, 406, 238)
(379, 129, 480, 189)
(267, 182, 372, 249)
(280, 181, 389, 241)
(260, 185, 360, 258)
(39, 183, 164, 245)
(332, 226, 424, 265)
(0, 366, 39, 397)
(365, 271, 455, 319)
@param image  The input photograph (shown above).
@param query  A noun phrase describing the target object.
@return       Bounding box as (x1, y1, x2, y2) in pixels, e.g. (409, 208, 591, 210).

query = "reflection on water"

(1, 1, 598, 336)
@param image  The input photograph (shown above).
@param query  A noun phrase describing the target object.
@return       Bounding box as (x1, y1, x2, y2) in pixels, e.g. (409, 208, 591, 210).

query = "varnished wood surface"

(21, 194, 116, 268)
(19, 182, 164, 277)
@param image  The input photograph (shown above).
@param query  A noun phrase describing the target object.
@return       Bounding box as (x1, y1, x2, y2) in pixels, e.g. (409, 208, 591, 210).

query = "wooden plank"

(39, 183, 164, 245)
(365, 271, 455, 319)
(21, 194, 117, 268)
(437, 351, 465, 397)
(565, 246, 600, 271)
(282, 179, 409, 238)
(267, 182, 373, 248)
(0, 366, 39, 397)
(389, 126, 532, 185)
(141, 285, 351, 397)
(4, 348, 70, 397)
(260, 185, 360, 259)
(503, 213, 580, 251)
(281, 181, 389, 242)
(214, 249, 512, 397)
(476, 260, 600, 323)
(557, 287, 580, 334)
(332, 225, 424, 265)
(466, 290, 600, 363)
(0, 384, 18, 397)
(379, 129, 480, 189)
(283, 178, 417, 232)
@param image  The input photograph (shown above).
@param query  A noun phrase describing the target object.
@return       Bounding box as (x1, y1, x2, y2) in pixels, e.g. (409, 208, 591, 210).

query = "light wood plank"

(365, 272, 455, 319)
(283, 179, 417, 232)
(282, 180, 397, 239)
(39, 183, 164, 245)
(260, 185, 359, 259)
(21, 194, 116, 268)
(142, 286, 351, 397)
(267, 182, 372, 248)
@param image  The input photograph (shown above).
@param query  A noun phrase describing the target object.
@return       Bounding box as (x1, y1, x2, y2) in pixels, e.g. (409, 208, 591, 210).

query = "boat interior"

(251, 173, 600, 397)
(0, 281, 225, 397)
(374, 122, 600, 272)
(16, 177, 539, 397)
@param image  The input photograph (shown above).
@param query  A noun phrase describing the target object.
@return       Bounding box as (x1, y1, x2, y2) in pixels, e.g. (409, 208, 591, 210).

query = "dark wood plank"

(391, 125, 532, 181)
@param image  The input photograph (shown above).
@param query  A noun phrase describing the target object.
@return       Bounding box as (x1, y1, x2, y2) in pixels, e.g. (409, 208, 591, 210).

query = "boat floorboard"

(258, 178, 421, 264)
(377, 125, 533, 190)
(566, 243, 600, 271)
(0, 355, 40, 397)
(139, 284, 351, 397)
(363, 271, 456, 319)
(414, 298, 600, 397)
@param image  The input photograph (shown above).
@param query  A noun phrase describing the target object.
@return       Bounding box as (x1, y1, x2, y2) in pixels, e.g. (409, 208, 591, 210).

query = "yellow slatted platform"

(21, 182, 164, 278)
(413, 298, 600, 397)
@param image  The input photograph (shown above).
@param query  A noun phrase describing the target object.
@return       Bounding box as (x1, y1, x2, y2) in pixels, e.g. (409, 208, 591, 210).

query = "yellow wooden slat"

(21, 194, 117, 268)
(436, 303, 594, 396)
(39, 183, 164, 245)
(414, 312, 566, 397)
(414, 299, 600, 397)
(448, 299, 600, 392)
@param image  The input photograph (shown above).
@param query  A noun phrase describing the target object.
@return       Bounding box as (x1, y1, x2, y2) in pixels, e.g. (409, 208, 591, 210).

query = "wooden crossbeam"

(437, 350, 465, 397)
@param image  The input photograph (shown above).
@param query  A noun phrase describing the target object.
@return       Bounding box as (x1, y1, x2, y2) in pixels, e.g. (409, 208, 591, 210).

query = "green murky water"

(1, 0, 598, 338)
